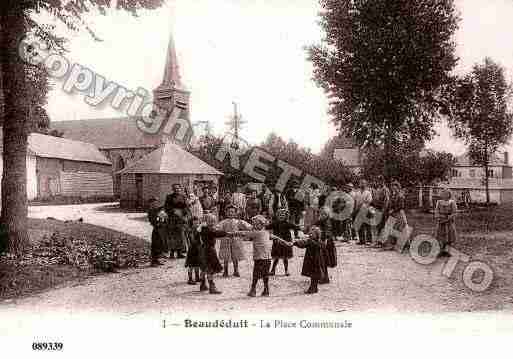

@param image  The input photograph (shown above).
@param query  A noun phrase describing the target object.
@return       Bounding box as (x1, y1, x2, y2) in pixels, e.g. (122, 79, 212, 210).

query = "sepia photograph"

(1, 0, 512, 357)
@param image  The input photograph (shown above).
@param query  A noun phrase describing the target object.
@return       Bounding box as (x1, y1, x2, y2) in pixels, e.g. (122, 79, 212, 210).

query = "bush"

(32, 231, 147, 273)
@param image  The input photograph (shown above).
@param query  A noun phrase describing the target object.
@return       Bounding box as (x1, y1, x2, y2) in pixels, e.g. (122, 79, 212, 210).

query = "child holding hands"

(197, 214, 231, 294)
(233, 215, 292, 297)
(292, 226, 327, 294)
(217, 205, 253, 277)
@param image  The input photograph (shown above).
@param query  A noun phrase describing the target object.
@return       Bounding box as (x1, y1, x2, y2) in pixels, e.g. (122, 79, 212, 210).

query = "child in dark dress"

(147, 198, 168, 267)
(314, 206, 337, 284)
(197, 214, 229, 294)
(292, 226, 327, 294)
(185, 216, 202, 284)
(267, 208, 300, 276)
(233, 215, 291, 297)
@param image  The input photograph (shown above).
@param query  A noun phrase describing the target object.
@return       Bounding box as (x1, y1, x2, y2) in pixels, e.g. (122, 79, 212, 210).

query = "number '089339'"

(32, 342, 63, 351)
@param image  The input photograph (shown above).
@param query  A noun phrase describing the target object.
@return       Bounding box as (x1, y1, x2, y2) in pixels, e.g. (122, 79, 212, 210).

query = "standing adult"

(260, 184, 273, 218)
(232, 184, 247, 219)
(349, 183, 362, 242)
(286, 182, 305, 225)
(357, 180, 373, 245)
(371, 176, 390, 247)
(200, 185, 217, 218)
(304, 183, 321, 229)
(165, 184, 190, 259)
(270, 188, 287, 219)
(245, 188, 262, 221)
(327, 186, 344, 241)
(188, 185, 204, 221)
(381, 181, 408, 250)
(434, 188, 457, 257)
(219, 190, 234, 220)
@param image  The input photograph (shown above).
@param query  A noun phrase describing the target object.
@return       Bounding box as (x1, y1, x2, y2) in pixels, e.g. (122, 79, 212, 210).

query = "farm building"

(118, 141, 222, 209)
(0, 131, 113, 200)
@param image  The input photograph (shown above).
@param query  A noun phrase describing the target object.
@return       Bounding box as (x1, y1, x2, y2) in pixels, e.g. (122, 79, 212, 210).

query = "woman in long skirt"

(435, 188, 458, 257)
(166, 193, 191, 259)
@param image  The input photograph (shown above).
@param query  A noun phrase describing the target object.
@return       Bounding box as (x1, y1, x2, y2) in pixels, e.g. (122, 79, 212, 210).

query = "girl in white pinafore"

(216, 205, 252, 277)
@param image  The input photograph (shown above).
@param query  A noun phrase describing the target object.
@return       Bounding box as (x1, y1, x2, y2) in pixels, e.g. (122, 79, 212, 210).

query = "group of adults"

(271, 176, 409, 251)
(147, 183, 218, 265)
(148, 177, 410, 266)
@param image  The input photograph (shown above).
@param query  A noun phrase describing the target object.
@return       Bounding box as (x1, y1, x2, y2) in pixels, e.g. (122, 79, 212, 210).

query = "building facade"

(118, 142, 222, 208)
(0, 132, 113, 200)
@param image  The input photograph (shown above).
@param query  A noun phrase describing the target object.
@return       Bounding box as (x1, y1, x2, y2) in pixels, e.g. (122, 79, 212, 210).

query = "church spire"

(157, 32, 183, 91)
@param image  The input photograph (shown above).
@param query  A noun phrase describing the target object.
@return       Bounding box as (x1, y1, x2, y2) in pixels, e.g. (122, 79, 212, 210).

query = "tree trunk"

(384, 125, 393, 183)
(0, 5, 31, 256)
(484, 163, 490, 206)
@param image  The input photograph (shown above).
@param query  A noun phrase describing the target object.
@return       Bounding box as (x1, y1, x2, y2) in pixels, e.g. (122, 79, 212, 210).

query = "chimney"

(505, 151, 509, 165)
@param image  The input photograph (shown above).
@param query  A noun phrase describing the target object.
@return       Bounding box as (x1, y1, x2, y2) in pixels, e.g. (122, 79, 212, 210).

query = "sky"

(43, 0, 513, 155)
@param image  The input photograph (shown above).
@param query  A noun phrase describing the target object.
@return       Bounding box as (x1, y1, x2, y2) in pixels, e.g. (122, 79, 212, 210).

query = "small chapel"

(52, 32, 223, 207)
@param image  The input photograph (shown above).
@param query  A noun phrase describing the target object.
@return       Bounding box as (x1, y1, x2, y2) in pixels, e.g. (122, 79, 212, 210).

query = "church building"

(52, 32, 218, 205)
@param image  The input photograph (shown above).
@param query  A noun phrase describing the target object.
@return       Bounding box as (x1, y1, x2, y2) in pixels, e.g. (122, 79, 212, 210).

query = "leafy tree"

(192, 132, 355, 191)
(260, 133, 355, 187)
(0, 0, 165, 255)
(361, 140, 454, 187)
(448, 57, 513, 204)
(319, 134, 355, 161)
(308, 0, 459, 180)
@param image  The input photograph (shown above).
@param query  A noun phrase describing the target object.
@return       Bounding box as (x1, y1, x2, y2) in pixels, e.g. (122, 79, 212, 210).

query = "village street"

(2, 203, 511, 315)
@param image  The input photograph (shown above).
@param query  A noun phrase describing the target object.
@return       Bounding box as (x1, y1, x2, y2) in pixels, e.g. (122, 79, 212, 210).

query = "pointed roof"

(119, 141, 222, 175)
(155, 32, 183, 92)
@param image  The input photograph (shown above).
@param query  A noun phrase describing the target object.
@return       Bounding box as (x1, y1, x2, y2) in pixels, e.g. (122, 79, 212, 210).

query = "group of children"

(149, 199, 339, 296)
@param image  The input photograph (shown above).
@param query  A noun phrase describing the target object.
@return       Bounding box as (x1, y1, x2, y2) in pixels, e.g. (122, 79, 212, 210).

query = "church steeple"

(152, 30, 193, 148)
(156, 32, 183, 91)
(153, 31, 189, 102)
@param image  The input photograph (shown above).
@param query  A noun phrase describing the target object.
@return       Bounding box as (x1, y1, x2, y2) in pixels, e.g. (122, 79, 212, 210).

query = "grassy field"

(408, 204, 513, 309)
(0, 218, 149, 300)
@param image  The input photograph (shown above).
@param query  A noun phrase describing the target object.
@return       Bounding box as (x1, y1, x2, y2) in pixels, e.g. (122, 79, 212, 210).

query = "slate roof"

(27, 133, 111, 165)
(51, 117, 163, 149)
(0, 128, 110, 165)
(119, 141, 222, 175)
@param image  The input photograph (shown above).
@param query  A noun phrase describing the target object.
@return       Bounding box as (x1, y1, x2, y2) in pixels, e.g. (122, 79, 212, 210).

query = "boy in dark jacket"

(292, 226, 326, 294)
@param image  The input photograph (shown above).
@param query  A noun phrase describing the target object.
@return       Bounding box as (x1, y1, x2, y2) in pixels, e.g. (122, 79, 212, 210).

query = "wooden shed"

(0, 131, 113, 200)
(118, 142, 223, 209)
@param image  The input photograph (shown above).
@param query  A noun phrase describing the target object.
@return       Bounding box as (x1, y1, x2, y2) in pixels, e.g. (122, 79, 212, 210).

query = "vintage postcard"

(1, 0, 512, 357)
